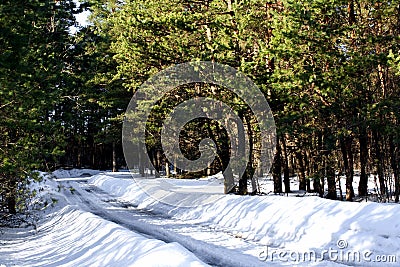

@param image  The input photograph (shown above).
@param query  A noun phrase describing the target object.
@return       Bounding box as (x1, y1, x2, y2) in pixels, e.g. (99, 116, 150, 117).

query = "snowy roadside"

(0, 173, 209, 267)
(89, 172, 400, 266)
(1, 169, 399, 266)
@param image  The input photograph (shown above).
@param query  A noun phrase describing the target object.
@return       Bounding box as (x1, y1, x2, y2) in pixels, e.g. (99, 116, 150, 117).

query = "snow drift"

(89, 172, 400, 266)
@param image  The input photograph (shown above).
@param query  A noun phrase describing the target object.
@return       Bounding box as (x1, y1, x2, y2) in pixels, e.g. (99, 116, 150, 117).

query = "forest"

(1, 0, 400, 214)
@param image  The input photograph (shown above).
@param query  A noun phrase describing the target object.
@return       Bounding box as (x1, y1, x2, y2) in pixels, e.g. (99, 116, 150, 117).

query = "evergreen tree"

(0, 0, 76, 214)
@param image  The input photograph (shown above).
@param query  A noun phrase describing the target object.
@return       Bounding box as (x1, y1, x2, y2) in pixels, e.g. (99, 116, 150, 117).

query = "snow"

(51, 168, 102, 179)
(0, 171, 208, 267)
(0, 206, 206, 267)
(1, 169, 399, 266)
(89, 172, 400, 266)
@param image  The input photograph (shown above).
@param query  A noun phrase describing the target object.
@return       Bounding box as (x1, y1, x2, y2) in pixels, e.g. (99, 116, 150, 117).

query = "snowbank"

(52, 168, 102, 178)
(0, 173, 209, 267)
(0, 206, 207, 267)
(89, 173, 400, 266)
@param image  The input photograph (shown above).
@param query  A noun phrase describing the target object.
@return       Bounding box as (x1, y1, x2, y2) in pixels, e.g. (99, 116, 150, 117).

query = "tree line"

(1, 0, 399, 214)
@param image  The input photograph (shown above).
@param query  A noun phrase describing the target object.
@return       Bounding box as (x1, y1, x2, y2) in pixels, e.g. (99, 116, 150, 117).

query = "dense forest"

(1, 0, 400, 214)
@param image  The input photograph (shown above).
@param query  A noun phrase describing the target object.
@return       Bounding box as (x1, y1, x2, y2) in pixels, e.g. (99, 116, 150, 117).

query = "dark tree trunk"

(272, 137, 282, 193)
(340, 136, 354, 201)
(237, 179, 247, 195)
(313, 133, 324, 197)
(324, 130, 337, 200)
(296, 150, 307, 191)
(77, 140, 82, 168)
(373, 131, 386, 197)
(389, 137, 399, 202)
(112, 141, 118, 172)
(358, 129, 369, 197)
(138, 143, 145, 176)
(237, 111, 258, 195)
(306, 178, 311, 193)
(348, 0, 356, 24)
(237, 113, 249, 195)
(282, 136, 291, 193)
(7, 194, 16, 214)
(154, 150, 161, 178)
(314, 178, 323, 197)
(326, 157, 337, 200)
(304, 150, 311, 193)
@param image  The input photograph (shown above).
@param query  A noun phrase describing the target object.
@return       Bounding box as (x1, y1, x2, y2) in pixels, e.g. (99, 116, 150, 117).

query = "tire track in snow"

(59, 178, 273, 267)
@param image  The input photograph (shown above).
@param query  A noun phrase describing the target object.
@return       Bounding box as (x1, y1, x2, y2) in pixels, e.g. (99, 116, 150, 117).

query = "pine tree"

(0, 0, 76, 214)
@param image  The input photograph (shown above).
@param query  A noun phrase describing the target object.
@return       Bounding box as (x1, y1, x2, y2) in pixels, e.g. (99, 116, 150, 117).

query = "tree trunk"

(251, 167, 258, 194)
(237, 111, 258, 195)
(314, 177, 323, 197)
(173, 155, 177, 176)
(296, 150, 307, 191)
(326, 157, 337, 200)
(282, 136, 291, 193)
(165, 161, 171, 177)
(348, 0, 356, 25)
(358, 129, 369, 196)
(374, 130, 386, 197)
(154, 150, 161, 178)
(77, 140, 82, 168)
(224, 167, 235, 194)
(237, 113, 249, 195)
(7, 194, 16, 214)
(237, 176, 248, 195)
(272, 137, 282, 193)
(112, 141, 118, 172)
(304, 150, 311, 192)
(313, 133, 324, 197)
(138, 143, 145, 176)
(340, 136, 354, 201)
(390, 137, 399, 202)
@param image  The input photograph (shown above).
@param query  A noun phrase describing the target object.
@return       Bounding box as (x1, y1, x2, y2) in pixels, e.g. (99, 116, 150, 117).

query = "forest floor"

(0, 169, 399, 266)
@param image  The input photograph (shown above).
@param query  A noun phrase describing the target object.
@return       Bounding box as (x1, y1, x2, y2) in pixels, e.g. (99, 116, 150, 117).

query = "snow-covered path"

(86, 172, 400, 267)
(2, 170, 399, 266)
(57, 176, 272, 267)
